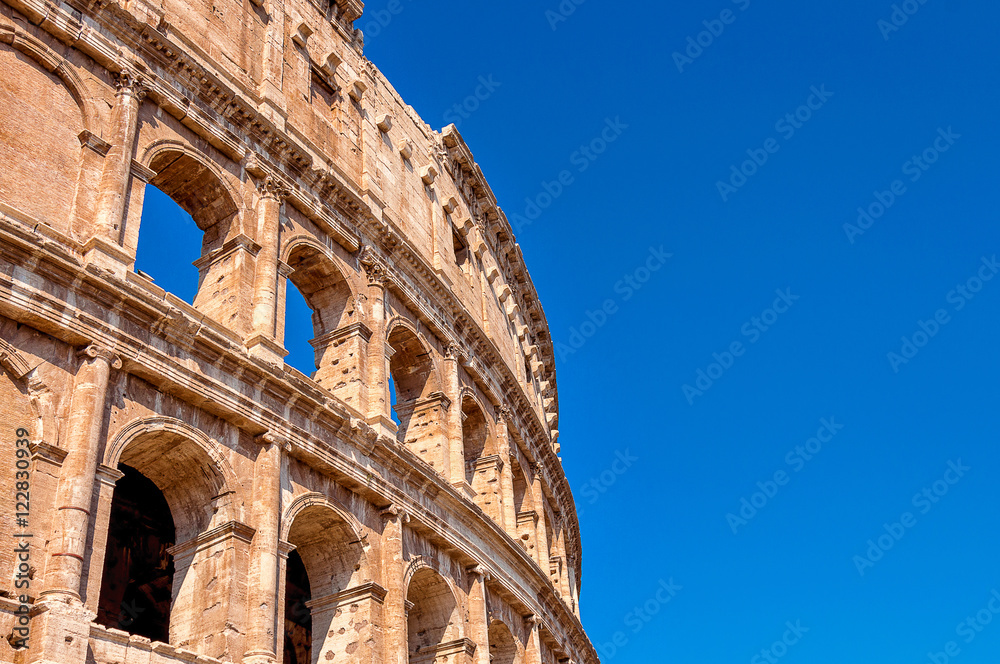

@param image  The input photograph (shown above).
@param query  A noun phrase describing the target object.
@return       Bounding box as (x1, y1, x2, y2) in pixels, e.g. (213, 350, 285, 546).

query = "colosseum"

(0, 0, 598, 662)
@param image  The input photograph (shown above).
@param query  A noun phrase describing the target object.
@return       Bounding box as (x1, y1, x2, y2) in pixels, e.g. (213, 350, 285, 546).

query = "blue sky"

(137, 1, 1000, 663)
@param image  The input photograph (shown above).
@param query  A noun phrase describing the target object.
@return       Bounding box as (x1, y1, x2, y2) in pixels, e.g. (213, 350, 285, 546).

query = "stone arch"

(386, 321, 445, 469)
(405, 563, 462, 663)
(461, 394, 495, 484)
(139, 140, 242, 233)
(103, 416, 239, 541)
(280, 491, 366, 548)
(0, 29, 93, 233)
(280, 235, 363, 392)
(282, 493, 372, 664)
(0, 26, 99, 132)
(488, 619, 525, 664)
(134, 141, 243, 323)
(98, 416, 244, 653)
(511, 461, 536, 557)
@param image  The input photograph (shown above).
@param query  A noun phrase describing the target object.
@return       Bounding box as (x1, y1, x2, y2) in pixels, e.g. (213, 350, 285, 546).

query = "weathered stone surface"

(0, 0, 593, 662)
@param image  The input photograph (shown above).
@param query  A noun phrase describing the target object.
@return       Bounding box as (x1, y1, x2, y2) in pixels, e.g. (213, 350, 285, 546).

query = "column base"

(242, 651, 278, 664)
(246, 334, 288, 366)
(82, 236, 132, 279)
(26, 599, 96, 664)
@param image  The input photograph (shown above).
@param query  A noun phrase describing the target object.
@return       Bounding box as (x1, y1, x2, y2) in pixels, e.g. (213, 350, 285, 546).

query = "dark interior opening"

(96, 464, 175, 642)
(284, 549, 312, 664)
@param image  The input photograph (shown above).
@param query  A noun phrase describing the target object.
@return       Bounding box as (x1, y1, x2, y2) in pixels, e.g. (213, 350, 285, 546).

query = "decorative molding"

(256, 175, 291, 201)
(78, 344, 122, 370)
(78, 130, 111, 156)
(305, 582, 388, 613)
(358, 245, 388, 286)
(167, 520, 256, 560)
(350, 417, 378, 454)
(114, 69, 148, 100)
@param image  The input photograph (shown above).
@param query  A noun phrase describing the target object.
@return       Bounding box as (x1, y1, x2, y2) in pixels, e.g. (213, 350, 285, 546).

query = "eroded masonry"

(0, 0, 597, 662)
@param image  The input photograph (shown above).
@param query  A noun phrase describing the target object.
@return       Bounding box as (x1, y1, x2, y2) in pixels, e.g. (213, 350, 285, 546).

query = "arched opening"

(406, 568, 459, 663)
(283, 243, 363, 407)
(99, 423, 235, 656)
(488, 621, 523, 664)
(96, 465, 175, 642)
(512, 463, 536, 558)
(284, 503, 368, 664)
(135, 150, 241, 327)
(461, 397, 492, 486)
(284, 279, 318, 377)
(284, 549, 312, 664)
(134, 185, 202, 303)
(387, 326, 445, 472)
(462, 397, 502, 520)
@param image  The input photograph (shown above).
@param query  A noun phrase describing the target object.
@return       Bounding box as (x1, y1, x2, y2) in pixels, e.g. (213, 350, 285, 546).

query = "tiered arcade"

(0, 0, 597, 662)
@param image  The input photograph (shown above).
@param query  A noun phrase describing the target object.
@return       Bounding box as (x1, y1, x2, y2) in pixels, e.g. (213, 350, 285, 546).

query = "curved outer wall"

(0, 0, 597, 662)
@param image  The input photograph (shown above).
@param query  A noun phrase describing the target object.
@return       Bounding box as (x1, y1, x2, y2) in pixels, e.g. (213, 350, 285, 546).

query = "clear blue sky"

(137, 1, 1000, 662)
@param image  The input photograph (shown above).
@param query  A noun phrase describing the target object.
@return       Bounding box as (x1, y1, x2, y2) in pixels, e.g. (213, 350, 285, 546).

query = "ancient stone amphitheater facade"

(0, 0, 596, 662)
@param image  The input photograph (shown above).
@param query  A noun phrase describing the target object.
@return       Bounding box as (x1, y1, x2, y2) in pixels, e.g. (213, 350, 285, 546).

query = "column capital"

(496, 405, 513, 426)
(256, 175, 291, 201)
(359, 245, 388, 286)
(379, 504, 409, 523)
(350, 417, 380, 454)
(254, 430, 291, 451)
(466, 564, 491, 582)
(444, 341, 464, 362)
(77, 344, 122, 369)
(114, 69, 149, 101)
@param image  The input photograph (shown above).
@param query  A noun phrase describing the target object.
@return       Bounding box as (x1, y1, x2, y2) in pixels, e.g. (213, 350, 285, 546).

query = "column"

(85, 71, 147, 271)
(258, 0, 287, 127)
(524, 616, 543, 664)
(496, 407, 516, 534)
(530, 465, 549, 570)
(361, 248, 390, 425)
(379, 505, 407, 664)
(466, 566, 490, 664)
(40, 344, 121, 603)
(444, 343, 464, 487)
(243, 433, 285, 664)
(248, 176, 290, 363)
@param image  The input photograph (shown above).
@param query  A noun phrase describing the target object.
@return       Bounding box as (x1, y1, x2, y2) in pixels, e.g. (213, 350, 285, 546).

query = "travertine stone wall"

(0, 0, 593, 661)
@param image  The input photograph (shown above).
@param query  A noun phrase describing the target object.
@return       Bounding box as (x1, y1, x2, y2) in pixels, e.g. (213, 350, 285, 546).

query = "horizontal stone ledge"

(305, 582, 388, 612)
